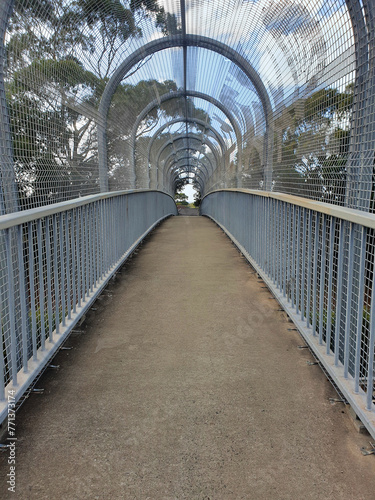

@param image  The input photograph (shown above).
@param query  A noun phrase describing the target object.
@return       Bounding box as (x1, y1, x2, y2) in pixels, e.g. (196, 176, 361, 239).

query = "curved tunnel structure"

(1, 0, 374, 211)
(1, 0, 375, 437)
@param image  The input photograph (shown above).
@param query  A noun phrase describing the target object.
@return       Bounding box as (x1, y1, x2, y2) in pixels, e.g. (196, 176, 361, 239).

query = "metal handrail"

(0, 189, 174, 230)
(201, 188, 375, 439)
(0, 190, 177, 425)
(203, 189, 375, 230)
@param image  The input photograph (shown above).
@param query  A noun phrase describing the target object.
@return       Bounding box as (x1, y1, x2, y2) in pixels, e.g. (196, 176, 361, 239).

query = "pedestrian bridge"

(1, 0, 375, 496)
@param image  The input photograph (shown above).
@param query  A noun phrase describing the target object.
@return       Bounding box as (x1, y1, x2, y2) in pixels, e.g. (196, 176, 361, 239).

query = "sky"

(182, 182, 196, 202)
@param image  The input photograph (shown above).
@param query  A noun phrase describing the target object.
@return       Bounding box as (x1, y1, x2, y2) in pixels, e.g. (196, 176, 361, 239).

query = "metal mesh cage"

(1, 0, 375, 435)
(0, 0, 372, 210)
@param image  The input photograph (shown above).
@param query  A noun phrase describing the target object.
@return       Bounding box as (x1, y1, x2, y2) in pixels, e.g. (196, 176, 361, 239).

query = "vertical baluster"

(355, 226, 366, 392)
(59, 213, 66, 326)
(99, 200, 104, 280)
(286, 205, 290, 301)
(312, 213, 320, 336)
(301, 208, 307, 322)
(88, 204, 92, 295)
(295, 206, 301, 314)
(344, 223, 355, 378)
(109, 198, 113, 268)
(106, 199, 110, 272)
(282, 203, 286, 296)
(67, 211, 73, 318)
(291, 205, 296, 308)
(37, 219, 45, 351)
(277, 201, 282, 290)
(85, 205, 90, 298)
(46, 217, 53, 342)
(81, 206, 86, 302)
(76, 208, 81, 308)
(266, 197, 270, 276)
(319, 215, 327, 345)
(53, 216, 60, 334)
(306, 211, 313, 328)
(334, 219, 345, 367)
(5, 228, 17, 384)
(94, 202, 99, 288)
(271, 199, 277, 286)
(28, 222, 37, 360)
(17, 225, 28, 372)
(326, 217, 336, 355)
(113, 198, 117, 265)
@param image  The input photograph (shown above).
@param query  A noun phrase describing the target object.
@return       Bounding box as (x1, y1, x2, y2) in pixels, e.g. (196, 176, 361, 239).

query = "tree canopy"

(272, 85, 353, 204)
(5, 0, 208, 208)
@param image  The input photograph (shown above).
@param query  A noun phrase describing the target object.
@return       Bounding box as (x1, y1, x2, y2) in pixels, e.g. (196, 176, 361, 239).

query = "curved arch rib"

(154, 133, 223, 190)
(172, 168, 205, 193)
(131, 90, 243, 179)
(149, 118, 226, 191)
(147, 117, 227, 166)
(166, 156, 210, 186)
(163, 148, 214, 181)
(98, 34, 273, 192)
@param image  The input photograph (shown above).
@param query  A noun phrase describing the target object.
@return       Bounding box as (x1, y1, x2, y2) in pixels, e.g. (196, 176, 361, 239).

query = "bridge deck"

(1, 216, 375, 499)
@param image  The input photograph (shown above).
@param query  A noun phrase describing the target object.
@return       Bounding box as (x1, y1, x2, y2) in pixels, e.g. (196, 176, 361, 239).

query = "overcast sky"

(182, 183, 196, 202)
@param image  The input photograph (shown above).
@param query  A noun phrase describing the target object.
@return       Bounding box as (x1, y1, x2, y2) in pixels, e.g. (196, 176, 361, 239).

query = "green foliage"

(10, 57, 102, 96)
(304, 87, 353, 121)
(156, 11, 181, 35)
(6, 0, 185, 206)
(175, 177, 188, 192)
(175, 192, 188, 203)
(6, 0, 210, 205)
(130, 0, 161, 14)
(77, 0, 140, 41)
(13, 0, 55, 23)
(193, 192, 201, 207)
(273, 84, 354, 203)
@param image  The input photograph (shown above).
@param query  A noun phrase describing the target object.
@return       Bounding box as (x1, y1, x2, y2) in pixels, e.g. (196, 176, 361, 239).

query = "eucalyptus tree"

(5, 0, 170, 207)
(273, 85, 353, 204)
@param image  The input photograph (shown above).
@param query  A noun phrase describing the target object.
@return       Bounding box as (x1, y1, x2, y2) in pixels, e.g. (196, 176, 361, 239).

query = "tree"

(5, 0, 175, 207)
(174, 192, 188, 204)
(193, 191, 201, 207)
(273, 85, 353, 203)
(6, 56, 103, 207)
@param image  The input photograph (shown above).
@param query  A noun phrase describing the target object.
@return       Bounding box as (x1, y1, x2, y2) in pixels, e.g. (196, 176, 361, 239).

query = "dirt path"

(1, 216, 375, 499)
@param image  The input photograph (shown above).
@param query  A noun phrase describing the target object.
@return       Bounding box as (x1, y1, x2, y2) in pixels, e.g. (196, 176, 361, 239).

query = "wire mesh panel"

(1, 0, 375, 443)
(2, 0, 371, 205)
(202, 189, 375, 438)
(0, 190, 176, 423)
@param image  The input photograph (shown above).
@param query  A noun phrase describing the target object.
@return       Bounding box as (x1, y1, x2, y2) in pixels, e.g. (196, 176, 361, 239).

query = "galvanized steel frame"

(0, 190, 177, 425)
(156, 134, 221, 174)
(130, 90, 242, 178)
(165, 154, 211, 183)
(201, 189, 375, 439)
(147, 117, 227, 168)
(162, 148, 214, 179)
(154, 133, 221, 190)
(98, 34, 273, 192)
(166, 157, 210, 192)
(172, 169, 205, 192)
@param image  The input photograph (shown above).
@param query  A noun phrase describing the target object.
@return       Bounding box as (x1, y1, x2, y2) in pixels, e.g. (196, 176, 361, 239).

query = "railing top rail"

(203, 189, 375, 230)
(0, 189, 175, 230)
